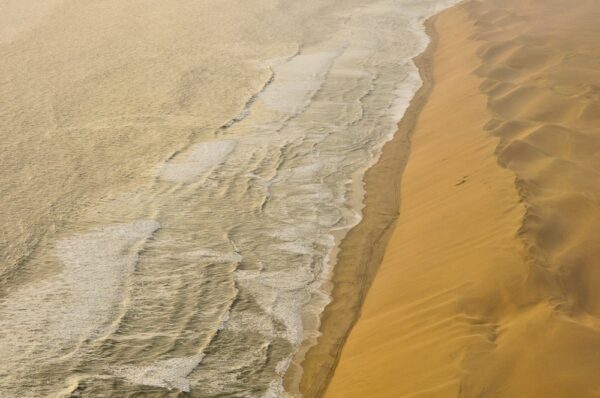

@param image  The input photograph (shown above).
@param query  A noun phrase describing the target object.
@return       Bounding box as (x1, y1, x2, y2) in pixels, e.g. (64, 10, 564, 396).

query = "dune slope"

(462, 0, 600, 395)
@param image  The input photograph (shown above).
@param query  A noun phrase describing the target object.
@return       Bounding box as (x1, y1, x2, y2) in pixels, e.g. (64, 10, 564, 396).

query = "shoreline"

(291, 13, 443, 397)
(0, 0, 469, 395)
(316, 0, 600, 396)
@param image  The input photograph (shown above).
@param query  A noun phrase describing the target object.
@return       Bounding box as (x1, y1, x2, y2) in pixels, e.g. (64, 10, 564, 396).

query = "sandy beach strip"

(291, 12, 442, 398)
(302, 0, 600, 396)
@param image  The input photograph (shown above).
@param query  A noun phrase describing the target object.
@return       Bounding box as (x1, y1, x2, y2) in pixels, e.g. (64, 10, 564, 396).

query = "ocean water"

(0, 0, 456, 396)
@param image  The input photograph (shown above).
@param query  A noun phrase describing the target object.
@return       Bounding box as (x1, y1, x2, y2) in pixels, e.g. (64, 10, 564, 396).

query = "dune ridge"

(318, 0, 600, 397)
(460, 0, 600, 395)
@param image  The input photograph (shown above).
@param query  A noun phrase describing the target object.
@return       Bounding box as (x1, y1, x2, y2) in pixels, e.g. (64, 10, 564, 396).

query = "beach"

(310, 0, 600, 397)
(0, 0, 457, 396)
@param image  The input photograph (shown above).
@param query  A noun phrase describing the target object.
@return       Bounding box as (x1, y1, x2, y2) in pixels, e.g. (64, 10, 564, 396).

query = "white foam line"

(259, 52, 341, 114)
(158, 140, 237, 183)
(112, 354, 205, 392)
(0, 220, 159, 363)
(179, 248, 243, 263)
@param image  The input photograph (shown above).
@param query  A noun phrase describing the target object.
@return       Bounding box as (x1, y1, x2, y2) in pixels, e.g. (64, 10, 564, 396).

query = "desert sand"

(302, 0, 600, 397)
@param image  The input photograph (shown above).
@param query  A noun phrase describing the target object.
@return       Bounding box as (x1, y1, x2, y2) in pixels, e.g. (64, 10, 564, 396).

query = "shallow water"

(0, 0, 455, 396)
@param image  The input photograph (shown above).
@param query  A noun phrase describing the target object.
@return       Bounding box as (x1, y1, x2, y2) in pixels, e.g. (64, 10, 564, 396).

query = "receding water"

(0, 0, 456, 396)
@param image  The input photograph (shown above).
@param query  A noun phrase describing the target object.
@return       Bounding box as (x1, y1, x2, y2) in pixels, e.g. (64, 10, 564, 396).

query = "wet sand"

(305, 0, 600, 396)
(294, 16, 440, 398)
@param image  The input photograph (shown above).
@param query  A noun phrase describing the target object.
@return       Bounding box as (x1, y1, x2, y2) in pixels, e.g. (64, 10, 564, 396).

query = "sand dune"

(311, 0, 600, 396)
(464, 1, 600, 395)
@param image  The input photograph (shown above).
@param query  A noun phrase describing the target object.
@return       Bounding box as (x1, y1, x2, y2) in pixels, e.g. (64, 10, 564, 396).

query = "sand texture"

(318, 0, 600, 397)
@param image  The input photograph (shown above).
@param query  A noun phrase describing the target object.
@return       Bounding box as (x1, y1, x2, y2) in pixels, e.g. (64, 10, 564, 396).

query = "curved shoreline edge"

(288, 13, 444, 398)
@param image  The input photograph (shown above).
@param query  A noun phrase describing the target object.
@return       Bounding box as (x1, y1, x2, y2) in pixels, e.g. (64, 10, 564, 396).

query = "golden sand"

(304, 0, 600, 396)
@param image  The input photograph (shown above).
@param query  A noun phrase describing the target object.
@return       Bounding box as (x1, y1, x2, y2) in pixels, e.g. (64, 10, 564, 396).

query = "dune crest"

(459, 0, 600, 396)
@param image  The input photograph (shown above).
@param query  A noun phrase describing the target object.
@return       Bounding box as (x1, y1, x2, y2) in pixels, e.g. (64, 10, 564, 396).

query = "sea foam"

(158, 140, 237, 183)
